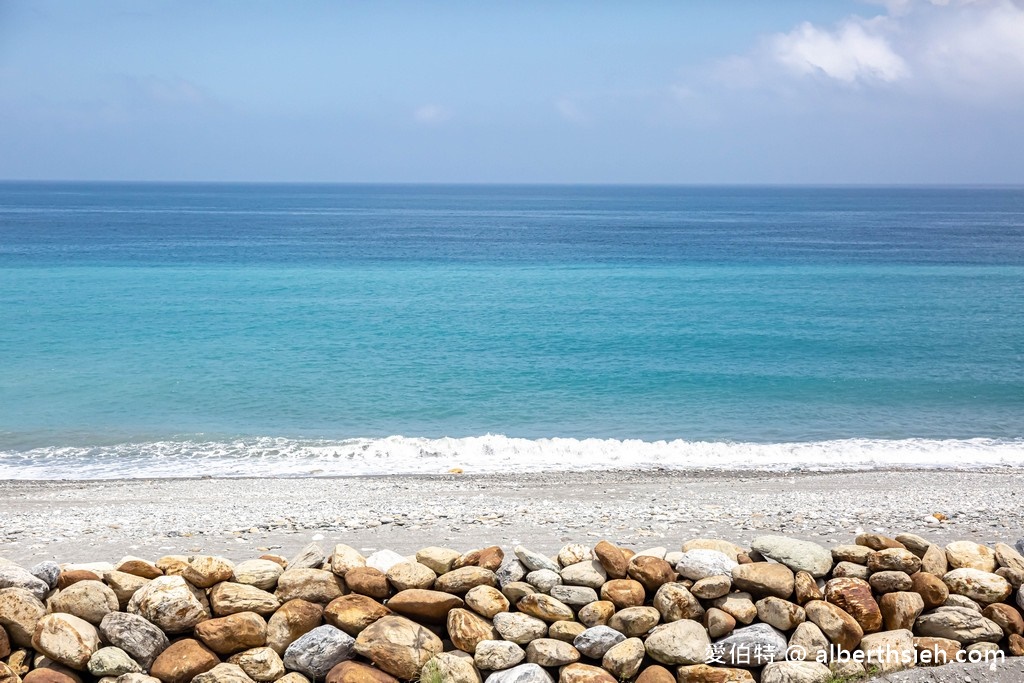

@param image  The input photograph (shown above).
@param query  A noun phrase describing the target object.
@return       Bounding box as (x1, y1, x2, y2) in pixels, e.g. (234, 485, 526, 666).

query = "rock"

(713, 623, 787, 666)
(822, 578, 882, 633)
(1009, 632, 1024, 656)
(643, 619, 712, 666)
(460, 546, 505, 573)
(103, 572, 150, 611)
(194, 611, 267, 656)
(943, 567, 1012, 604)
(181, 556, 235, 589)
(966, 641, 1001, 656)
(712, 592, 757, 625)
(914, 606, 1003, 644)
(1002, 567, 1024, 588)
(944, 594, 983, 611)
(226, 647, 284, 682)
(524, 570, 561, 593)
(0, 569, 49, 602)
(867, 548, 922, 574)
(911, 572, 949, 609)
(869, 570, 913, 594)
(632, 666, 674, 683)
(324, 595, 389, 636)
(114, 558, 162, 580)
(559, 561, 606, 590)
(704, 607, 736, 638)
(855, 534, 904, 551)
(803, 600, 863, 651)
(283, 625, 356, 681)
(495, 559, 527, 589)
(731, 563, 794, 599)
(788, 621, 829, 662)
(982, 602, 1024, 637)
(483, 663, 553, 683)
(329, 546, 365, 578)
(913, 636, 961, 666)
(995, 543, 1024, 573)
(830, 545, 872, 564)
(682, 540, 745, 561)
(572, 626, 624, 659)
(593, 541, 628, 580)
(423, 652, 481, 683)
(435, 567, 498, 595)
(0, 587, 46, 647)
(343, 568, 389, 601)
(447, 608, 499, 654)
(22, 671, 80, 683)
(675, 550, 737, 581)
(87, 648, 142, 677)
(607, 606, 660, 637)
(384, 563, 435, 592)
(191, 663, 255, 683)
(557, 544, 591, 568)
(653, 582, 704, 622)
(274, 674, 310, 683)
(600, 637, 642, 679)
(325, 661, 397, 683)
(49, 581, 119, 625)
(577, 600, 614, 627)
(414, 548, 461, 576)
(692, 575, 732, 600)
(946, 541, 997, 572)
(756, 597, 805, 631)
(516, 594, 573, 622)
(879, 591, 924, 631)
(359, 551, 402, 577)
(232, 561, 283, 591)
(30, 562, 61, 590)
(150, 639, 219, 683)
(676, 665, 754, 682)
(860, 629, 915, 673)
(386, 589, 463, 623)
(750, 536, 832, 578)
(209, 582, 280, 617)
(559, 663, 616, 683)
(513, 547, 559, 574)
(126, 576, 208, 633)
(276, 569, 346, 605)
(895, 533, 932, 557)
(465, 585, 510, 618)
(922, 544, 948, 576)
(98, 612, 169, 670)
(57, 570, 101, 590)
(626, 556, 674, 592)
(353, 617, 441, 680)
(31, 613, 100, 670)
(474, 640, 525, 670)
(269, 599, 325, 653)
(793, 572, 822, 605)
(493, 612, 548, 645)
(760, 662, 831, 683)
(548, 586, 595, 608)
(0, 626, 8, 660)
(290, 544, 326, 571)
(548, 620, 585, 643)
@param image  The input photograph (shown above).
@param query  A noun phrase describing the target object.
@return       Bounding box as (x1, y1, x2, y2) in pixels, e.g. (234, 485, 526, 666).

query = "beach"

(3, 468, 1022, 566)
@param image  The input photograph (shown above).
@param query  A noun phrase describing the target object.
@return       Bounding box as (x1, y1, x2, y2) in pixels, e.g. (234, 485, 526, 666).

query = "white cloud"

(772, 18, 909, 84)
(412, 104, 451, 125)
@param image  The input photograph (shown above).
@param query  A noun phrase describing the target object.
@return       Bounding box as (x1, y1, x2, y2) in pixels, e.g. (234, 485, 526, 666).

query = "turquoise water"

(1, 183, 1022, 477)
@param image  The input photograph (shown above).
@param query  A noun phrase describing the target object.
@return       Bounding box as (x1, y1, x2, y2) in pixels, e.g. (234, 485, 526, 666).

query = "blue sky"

(1, 0, 1023, 183)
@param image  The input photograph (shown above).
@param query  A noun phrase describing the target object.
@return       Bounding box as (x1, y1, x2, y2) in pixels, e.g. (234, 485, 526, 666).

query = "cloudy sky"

(1, 0, 1022, 183)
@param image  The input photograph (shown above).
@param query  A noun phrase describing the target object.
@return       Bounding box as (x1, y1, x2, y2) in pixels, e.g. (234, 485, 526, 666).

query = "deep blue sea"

(1, 182, 1023, 478)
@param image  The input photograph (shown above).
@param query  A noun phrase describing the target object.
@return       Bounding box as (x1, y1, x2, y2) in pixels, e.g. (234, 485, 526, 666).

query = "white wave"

(0, 435, 1022, 480)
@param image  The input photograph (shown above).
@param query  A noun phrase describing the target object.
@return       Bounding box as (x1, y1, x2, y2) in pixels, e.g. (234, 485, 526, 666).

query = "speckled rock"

(283, 625, 356, 681)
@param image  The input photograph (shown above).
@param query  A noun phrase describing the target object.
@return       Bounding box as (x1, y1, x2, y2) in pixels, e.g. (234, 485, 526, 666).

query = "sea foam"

(0, 435, 1021, 480)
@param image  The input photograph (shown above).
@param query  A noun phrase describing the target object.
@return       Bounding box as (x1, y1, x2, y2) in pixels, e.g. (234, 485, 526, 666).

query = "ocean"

(1, 182, 1022, 478)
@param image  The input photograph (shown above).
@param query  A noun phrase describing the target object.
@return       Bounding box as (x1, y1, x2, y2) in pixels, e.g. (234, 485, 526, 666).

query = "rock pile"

(1, 533, 1023, 683)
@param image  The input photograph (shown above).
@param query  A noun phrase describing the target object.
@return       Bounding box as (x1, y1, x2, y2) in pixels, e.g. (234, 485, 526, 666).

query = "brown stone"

(578, 600, 615, 627)
(600, 579, 645, 609)
(181, 556, 235, 589)
(870, 571, 914, 594)
(446, 608, 498, 654)
(626, 556, 674, 592)
(344, 568, 390, 601)
(676, 665, 754, 682)
(593, 541, 628, 580)
(432, 567, 497, 595)
(194, 611, 267, 655)
(0, 625, 9, 659)
(56, 572, 100, 591)
(325, 661, 397, 683)
(913, 637, 961, 667)
(208, 583, 279, 618)
(793, 571, 822, 605)
(323, 594, 390, 637)
(384, 563, 436, 592)
(268, 599, 324, 654)
(607, 606, 660, 637)
(804, 600, 863, 651)
(1009, 633, 1024, 657)
(472, 546, 505, 572)
(517, 593, 574, 622)
(115, 558, 163, 580)
(275, 569, 345, 605)
(385, 589, 462, 623)
(633, 665, 674, 683)
(855, 534, 905, 551)
(922, 544, 949, 576)
(463, 585, 509, 619)
(549, 620, 586, 643)
(755, 596, 805, 631)
(910, 572, 949, 609)
(0, 588, 45, 648)
(879, 591, 924, 631)
(21, 671, 79, 683)
(823, 577, 882, 633)
(352, 616, 443, 680)
(998, 567, 1024, 589)
(150, 639, 219, 683)
(30, 613, 100, 671)
(712, 592, 757, 625)
(867, 549, 922, 574)
(703, 607, 736, 638)
(558, 663, 616, 683)
(103, 571, 150, 611)
(690, 576, 731, 600)
(830, 545, 873, 564)
(652, 583, 704, 622)
(730, 562, 794, 599)
(982, 603, 1024, 637)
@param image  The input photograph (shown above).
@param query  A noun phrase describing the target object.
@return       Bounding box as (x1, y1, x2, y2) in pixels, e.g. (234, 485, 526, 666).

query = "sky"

(1, 0, 1023, 184)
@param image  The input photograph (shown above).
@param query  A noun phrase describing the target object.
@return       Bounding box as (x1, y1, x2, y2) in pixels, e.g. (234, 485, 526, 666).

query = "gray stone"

(493, 612, 548, 645)
(495, 558, 527, 588)
(474, 640, 525, 671)
(282, 625, 355, 681)
(513, 547, 559, 574)
(559, 561, 607, 589)
(572, 625, 625, 658)
(713, 623, 788, 666)
(675, 550, 737, 581)
(751, 536, 833, 578)
(548, 585, 598, 607)
(98, 612, 170, 670)
(914, 606, 1003, 645)
(288, 544, 326, 570)
(88, 647, 143, 677)
(30, 561, 60, 590)
(524, 569, 561, 593)
(483, 663, 553, 683)
(0, 567, 49, 601)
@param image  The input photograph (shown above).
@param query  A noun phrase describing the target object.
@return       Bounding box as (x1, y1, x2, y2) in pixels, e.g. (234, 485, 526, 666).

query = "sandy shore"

(2, 468, 1022, 565)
